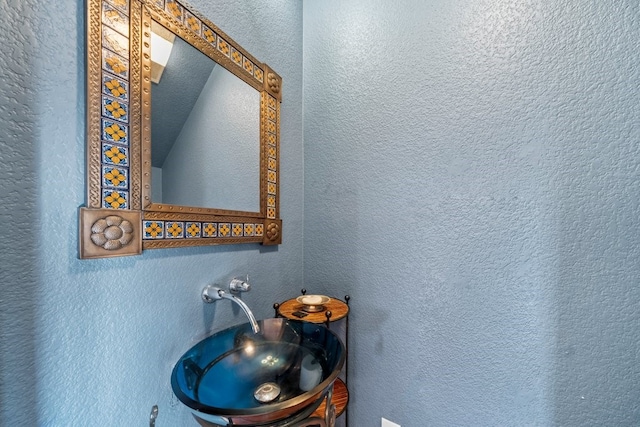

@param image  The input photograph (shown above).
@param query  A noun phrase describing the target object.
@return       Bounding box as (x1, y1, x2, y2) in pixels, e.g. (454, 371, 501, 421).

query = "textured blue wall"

(3, 0, 640, 426)
(0, 1, 39, 425)
(303, 1, 640, 426)
(0, 0, 303, 425)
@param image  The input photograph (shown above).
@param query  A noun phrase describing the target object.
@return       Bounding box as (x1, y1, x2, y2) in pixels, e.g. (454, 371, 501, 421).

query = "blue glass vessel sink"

(171, 318, 345, 426)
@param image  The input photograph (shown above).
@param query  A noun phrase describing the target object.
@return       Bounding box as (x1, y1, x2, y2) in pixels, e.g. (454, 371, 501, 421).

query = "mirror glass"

(150, 22, 261, 212)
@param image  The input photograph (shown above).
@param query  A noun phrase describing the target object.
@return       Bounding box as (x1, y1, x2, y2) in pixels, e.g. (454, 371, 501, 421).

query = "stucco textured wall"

(0, 0, 302, 425)
(303, 1, 640, 426)
(3, 0, 640, 425)
(0, 1, 40, 425)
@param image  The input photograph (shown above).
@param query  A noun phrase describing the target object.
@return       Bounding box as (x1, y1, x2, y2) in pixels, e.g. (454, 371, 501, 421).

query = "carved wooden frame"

(80, 0, 282, 259)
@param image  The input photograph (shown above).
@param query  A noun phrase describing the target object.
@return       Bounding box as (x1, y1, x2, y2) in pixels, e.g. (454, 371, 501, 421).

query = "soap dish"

(296, 295, 330, 312)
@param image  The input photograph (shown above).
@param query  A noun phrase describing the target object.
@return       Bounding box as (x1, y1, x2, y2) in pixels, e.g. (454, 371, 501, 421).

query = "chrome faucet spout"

(202, 285, 260, 334)
(219, 291, 260, 334)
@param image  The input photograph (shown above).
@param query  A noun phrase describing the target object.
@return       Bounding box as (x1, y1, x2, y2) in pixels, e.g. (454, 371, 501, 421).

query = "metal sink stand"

(282, 384, 336, 427)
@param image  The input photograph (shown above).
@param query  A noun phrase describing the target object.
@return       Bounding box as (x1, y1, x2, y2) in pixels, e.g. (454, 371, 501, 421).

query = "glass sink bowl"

(171, 318, 345, 426)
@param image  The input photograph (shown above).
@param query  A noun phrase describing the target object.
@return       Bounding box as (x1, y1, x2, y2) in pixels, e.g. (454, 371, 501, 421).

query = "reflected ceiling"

(151, 35, 216, 167)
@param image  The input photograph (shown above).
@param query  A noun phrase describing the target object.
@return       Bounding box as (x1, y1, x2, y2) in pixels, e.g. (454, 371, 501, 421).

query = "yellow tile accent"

(186, 16, 200, 34)
(203, 27, 216, 44)
(217, 38, 230, 56)
(219, 223, 230, 237)
(104, 191, 126, 209)
(232, 224, 243, 237)
(145, 221, 162, 238)
(186, 223, 200, 237)
(243, 58, 254, 74)
(254, 68, 264, 82)
(203, 223, 217, 237)
(167, 222, 183, 237)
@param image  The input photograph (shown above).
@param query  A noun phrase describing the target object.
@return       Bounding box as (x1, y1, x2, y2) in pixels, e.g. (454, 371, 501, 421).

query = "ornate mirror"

(80, 0, 282, 259)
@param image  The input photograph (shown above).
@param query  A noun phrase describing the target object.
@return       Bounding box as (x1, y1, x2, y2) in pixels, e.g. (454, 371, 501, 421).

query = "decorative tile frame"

(80, 0, 282, 258)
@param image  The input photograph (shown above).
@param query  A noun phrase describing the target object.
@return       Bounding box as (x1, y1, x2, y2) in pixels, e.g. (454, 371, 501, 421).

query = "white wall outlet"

(382, 417, 401, 427)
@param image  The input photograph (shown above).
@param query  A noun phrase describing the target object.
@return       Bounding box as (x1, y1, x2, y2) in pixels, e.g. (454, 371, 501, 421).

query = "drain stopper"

(254, 382, 281, 403)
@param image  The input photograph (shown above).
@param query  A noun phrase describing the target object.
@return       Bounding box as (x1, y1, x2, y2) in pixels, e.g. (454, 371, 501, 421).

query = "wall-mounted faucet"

(202, 277, 260, 334)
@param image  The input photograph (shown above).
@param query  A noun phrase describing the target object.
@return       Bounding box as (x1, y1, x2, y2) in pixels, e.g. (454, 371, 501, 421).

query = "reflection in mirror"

(150, 22, 261, 212)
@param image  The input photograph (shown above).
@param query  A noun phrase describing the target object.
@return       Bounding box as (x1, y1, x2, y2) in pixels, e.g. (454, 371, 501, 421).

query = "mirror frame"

(80, 0, 282, 259)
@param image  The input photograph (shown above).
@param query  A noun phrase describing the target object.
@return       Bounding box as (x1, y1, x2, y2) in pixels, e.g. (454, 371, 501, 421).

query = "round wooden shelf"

(277, 297, 349, 323)
(311, 378, 349, 419)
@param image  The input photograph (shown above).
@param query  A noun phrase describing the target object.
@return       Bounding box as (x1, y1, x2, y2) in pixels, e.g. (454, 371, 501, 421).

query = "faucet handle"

(229, 276, 251, 293)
